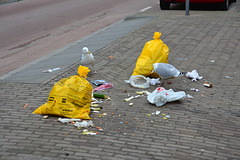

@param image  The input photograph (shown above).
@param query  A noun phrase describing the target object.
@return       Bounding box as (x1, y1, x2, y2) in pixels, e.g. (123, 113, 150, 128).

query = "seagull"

(80, 47, 96, 73)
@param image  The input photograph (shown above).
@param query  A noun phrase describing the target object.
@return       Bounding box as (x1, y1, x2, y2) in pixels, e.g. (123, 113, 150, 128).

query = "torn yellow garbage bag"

(33, 66, 93, 119)
(132, 32, 169, 78)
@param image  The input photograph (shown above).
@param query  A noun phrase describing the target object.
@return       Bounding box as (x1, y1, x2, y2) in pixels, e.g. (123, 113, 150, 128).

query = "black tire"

(231, 0, 236, 2)
(220, 0, 229, 10)
(160, 0, 170, 10)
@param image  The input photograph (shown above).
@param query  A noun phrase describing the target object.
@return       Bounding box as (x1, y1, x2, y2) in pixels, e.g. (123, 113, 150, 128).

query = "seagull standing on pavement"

(80, 47, 97, 73)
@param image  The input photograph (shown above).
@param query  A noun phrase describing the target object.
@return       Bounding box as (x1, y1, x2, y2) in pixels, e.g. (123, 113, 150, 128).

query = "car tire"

(160, 0, 170, 10)
(220, 0, 229, 10)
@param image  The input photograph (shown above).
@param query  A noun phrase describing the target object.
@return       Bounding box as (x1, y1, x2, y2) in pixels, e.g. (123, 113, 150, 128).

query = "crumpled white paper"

(150, 78, 161, 86)
(185, 70, 203, 81)
(74, 120, 94, 128)
(58, 118, 81, 123)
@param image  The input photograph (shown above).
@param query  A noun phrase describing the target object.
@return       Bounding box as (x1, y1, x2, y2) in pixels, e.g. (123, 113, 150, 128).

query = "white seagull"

(80, 47, 96, 73)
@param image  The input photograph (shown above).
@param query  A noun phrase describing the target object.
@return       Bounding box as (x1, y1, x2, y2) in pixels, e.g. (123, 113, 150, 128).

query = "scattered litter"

(43, 115, 48, 119)
(137, 91, 151, 96)
(136, 91, 144, 95)
(225, 76, 233, 79)
(96, 126, 103, 131)
(102, 113, 107, 116)
(185, 70, 203, 81)
(186, 94, 194, 99)
(163, 117, 168, 120)
(24, 104, 28, 109)
(42, 68, 60, 73)
(165, 115, 170, 118)
(93, 93, 107, 99)
(93, 83, 113, 92)
(82, 129, 97, 135)
(150, 78, 161, 86)
(203, 81, 213, 88)
(58, 118, 81, 123)
(156, 111, 161, 115)
(74, 120, 94, 128)
(134, 95, 141, 98)
(108, 56, 114, 58)
(129, 103, 133, 106)
(91, 104, 99, 107)
(124, 95, 140, 101)
(129, 75, 150, 88)
(153, 63, 182, 78)
(91, 97, 103, 104)
(190, 88, 199, 92)
(91, 107, 102, 111)
(147, 114, 151, 116)
(147, 87, 186, 107)
(201, 94, 205, 98)
(210, 60, 215, 63)
(143, 91, 151, 96)
(91, 80, 107, 86)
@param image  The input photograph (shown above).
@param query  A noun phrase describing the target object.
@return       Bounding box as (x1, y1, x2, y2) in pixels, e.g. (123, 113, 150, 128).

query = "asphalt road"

(0, 0, 237, 76)
(0, 0, 159, 76)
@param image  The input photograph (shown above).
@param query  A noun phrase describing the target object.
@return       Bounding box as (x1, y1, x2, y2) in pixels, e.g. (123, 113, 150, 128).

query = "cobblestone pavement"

(1, 4, 240, 160)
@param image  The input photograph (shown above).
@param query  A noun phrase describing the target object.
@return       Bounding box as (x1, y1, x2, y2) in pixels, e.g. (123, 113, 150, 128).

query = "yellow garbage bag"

(132, 32, 169, 78)
(33, 66, 93, 119)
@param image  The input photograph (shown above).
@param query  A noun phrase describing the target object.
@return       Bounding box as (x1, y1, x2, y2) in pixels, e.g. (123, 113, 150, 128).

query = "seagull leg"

(92, 64, 97, 74)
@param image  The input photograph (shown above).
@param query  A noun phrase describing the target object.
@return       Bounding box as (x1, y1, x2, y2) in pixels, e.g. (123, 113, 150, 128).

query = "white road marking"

(140, 6, 152, 12)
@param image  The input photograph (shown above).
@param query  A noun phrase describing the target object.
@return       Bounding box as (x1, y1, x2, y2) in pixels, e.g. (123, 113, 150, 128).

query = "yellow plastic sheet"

(33, 66, 93, 119)
(132, 32, 169, 78)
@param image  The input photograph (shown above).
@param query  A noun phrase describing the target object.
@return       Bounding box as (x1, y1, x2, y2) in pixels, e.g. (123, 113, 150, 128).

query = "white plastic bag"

(129, 75, 150, 88)
(147, 87, 186, 107)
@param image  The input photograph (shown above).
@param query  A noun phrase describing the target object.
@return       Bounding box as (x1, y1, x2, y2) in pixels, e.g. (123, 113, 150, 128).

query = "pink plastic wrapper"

(93, 83, 113, 92)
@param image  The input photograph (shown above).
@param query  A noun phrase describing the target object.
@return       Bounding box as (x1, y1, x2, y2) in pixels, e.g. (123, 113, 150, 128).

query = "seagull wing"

(81, 53, 95, 65)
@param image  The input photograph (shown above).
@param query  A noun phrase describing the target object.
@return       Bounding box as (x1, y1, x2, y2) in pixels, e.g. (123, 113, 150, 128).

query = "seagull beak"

(87, 52, 90, 54)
